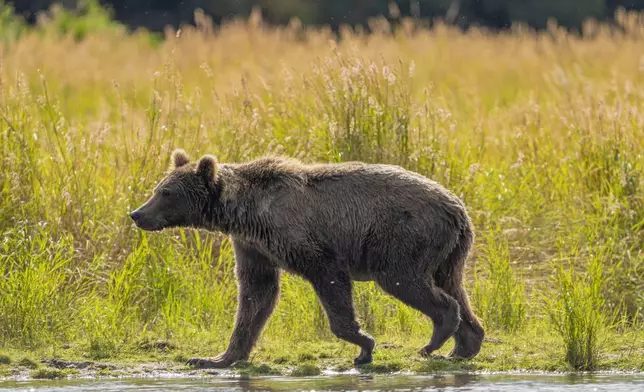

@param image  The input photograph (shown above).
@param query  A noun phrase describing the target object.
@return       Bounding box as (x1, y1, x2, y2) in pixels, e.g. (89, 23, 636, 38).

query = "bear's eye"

(161, 189, 171, 197)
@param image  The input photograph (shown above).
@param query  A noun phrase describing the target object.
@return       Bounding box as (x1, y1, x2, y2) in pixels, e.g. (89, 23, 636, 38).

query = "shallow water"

(2, 373, 644, 391)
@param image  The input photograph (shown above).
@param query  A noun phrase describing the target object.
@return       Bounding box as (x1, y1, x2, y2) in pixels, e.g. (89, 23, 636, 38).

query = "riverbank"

(2, 328, 643, 381)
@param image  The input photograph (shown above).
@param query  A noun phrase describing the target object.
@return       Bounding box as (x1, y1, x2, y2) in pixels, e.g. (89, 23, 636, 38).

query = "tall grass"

(0, 5, 643, 365)
(545, 239, 608, 370)
(472, 227, 526, 333)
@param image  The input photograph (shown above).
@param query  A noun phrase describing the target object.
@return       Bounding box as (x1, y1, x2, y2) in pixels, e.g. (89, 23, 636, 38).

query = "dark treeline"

(6, 0, 644, 33)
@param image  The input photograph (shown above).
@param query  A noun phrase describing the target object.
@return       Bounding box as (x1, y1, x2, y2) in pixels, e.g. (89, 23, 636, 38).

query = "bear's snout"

(129, 210, 141, 223)
(129, 208, 164, 231)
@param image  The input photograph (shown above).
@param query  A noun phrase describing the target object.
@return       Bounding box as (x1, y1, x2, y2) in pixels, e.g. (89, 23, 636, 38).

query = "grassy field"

(1, 5, 644, 379)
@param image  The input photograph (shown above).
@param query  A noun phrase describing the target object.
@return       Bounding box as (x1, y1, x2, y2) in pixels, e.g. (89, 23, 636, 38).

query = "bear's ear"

(171, 149, 190, 169)
(196, 155, 218, 183)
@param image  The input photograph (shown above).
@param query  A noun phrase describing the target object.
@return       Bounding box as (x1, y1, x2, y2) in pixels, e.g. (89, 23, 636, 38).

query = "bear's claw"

(447, 347, 476, 360)
(353, 354, 373, 366)
(186, 357, 234, 369)
(353, 347, 374, 366)
(419, 345, 433, 358)
(419, 346, 451, 360)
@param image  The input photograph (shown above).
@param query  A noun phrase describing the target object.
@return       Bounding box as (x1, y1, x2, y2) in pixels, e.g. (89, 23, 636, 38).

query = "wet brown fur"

(130, 149, 485, 369)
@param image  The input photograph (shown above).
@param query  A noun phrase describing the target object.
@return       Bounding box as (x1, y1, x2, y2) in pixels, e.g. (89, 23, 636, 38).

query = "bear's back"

(234, 155, 455, 203)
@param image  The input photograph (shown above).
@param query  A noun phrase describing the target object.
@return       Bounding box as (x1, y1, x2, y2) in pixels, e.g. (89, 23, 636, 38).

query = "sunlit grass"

(546, 243, 607, 370)
(472, 226, 526, 333)
(0, 6, 643, 372)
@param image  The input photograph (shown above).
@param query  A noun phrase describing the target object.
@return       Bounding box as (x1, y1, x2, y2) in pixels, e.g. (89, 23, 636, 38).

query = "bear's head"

(129, 149, 218, 231)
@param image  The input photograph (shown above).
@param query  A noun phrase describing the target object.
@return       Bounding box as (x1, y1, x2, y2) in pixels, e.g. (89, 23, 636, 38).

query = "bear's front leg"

(187, 243, 280, 369)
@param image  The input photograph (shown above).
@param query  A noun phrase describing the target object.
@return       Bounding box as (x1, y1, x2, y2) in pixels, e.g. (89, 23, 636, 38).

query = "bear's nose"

(129, 211, 141, 222)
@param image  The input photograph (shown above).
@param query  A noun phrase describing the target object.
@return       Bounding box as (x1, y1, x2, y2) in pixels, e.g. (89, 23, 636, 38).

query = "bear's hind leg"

(434, 234, 485, 359)
(375, 274, 461, 357)
(435, 269, 484, 359)
(442, 284, 484, 359)
(310, 272, 375, 366)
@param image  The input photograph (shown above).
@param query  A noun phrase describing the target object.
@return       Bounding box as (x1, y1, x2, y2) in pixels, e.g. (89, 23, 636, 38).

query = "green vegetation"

(545, 242, 608, 370)
(1, 7, 644, 380)
(234, 362, 282, 376)
(290, 364, 322, 377)
(357, 361, 404, 374)
(17, 358, 39, 369)
(30, 367, 77, 380)
(472, 227, 526, 332)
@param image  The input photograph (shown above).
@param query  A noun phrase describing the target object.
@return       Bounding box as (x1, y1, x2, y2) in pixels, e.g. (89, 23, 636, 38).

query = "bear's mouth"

(130, 216, 167, 232)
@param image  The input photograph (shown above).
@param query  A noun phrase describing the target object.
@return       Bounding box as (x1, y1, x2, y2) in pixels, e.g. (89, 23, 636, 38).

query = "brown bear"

(129, 149, 484, 368)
